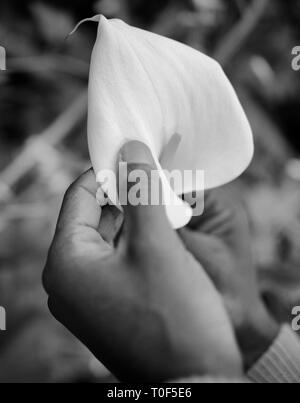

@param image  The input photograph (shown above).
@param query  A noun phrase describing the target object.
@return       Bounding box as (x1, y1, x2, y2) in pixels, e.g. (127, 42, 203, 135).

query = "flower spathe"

(73, 15, 254, 228)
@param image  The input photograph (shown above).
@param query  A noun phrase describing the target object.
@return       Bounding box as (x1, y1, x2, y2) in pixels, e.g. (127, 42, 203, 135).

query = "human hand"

(179, 186, 280, 369)
(43, 141, 242, 382)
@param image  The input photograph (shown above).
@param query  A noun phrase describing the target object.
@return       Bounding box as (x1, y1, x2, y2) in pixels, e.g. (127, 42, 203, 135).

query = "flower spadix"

(74, 15, 254, 228)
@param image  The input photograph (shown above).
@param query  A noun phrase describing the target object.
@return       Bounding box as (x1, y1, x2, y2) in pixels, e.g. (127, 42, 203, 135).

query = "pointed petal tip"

(67, 15, 103, 38)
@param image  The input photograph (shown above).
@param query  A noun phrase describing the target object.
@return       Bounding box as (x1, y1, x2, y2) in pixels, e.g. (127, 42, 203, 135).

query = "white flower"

(72, 15, 253, 228)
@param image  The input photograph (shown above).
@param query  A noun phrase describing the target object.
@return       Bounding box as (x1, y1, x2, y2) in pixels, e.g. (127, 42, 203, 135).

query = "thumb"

(118, 140, 172, 242)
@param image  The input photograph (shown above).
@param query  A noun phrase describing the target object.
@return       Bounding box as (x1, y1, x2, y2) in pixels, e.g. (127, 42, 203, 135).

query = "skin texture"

(43, 141, 242, 382)
(179, 186, 280, 370)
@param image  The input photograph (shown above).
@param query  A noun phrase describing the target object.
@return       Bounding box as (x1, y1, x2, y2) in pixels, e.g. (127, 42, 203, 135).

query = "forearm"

(237, 304, 280, 370)
(247, 323, 300, 383)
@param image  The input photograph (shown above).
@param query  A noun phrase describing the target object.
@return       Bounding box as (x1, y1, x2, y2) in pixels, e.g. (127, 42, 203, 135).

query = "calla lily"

(72, 15, 254, 228)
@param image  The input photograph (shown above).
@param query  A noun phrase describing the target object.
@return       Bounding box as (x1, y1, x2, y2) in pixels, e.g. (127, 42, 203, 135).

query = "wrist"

(237, 303, 280, 370)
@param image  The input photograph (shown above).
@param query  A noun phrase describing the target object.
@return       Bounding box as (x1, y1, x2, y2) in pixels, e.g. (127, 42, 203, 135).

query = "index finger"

(56, 169, 101, 235)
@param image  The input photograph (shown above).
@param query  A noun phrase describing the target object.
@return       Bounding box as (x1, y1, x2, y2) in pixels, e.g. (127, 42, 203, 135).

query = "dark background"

(0, 0, 300, 382)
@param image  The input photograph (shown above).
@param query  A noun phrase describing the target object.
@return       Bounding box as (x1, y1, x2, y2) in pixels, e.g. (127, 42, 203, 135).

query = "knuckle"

(64, 182, 79, 204)
(42, 238, 73, 297)
(42, 262, 52, 295)
(47, 297, 60, 321)
(42, 244, 58, 295)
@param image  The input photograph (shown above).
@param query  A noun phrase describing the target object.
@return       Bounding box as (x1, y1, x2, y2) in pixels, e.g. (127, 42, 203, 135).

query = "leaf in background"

(31, 3, 74, 44)
(95, 0, 127, 18)
(192, 0, 225, 28)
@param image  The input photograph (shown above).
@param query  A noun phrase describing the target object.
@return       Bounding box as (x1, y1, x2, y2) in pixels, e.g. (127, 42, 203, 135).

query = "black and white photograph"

(0, 0, 300, 388)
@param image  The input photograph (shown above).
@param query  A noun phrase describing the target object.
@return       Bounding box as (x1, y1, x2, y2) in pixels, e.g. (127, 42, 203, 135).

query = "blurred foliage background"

(0, 0, 300, 382)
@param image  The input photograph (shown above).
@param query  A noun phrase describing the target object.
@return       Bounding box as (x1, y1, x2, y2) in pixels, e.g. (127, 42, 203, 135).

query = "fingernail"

(120, 140, 154, 165)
